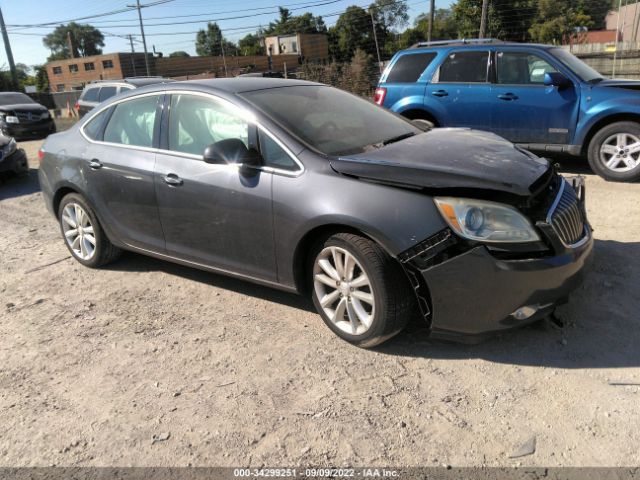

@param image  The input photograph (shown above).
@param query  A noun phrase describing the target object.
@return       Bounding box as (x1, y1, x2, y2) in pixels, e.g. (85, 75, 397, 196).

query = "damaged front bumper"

(400, 176, 594, 342)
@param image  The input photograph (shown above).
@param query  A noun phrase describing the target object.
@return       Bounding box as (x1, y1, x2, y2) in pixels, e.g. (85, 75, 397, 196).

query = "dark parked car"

(0, 92, 55, 140)
(376, 39, 640, 182)
(0, 133, 27, 176)
(38, 79, 593, 346)
(76, 77, 171, 117)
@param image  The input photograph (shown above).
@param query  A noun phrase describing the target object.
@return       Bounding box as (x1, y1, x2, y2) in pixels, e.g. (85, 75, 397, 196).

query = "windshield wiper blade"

(382, 132, 416, 146)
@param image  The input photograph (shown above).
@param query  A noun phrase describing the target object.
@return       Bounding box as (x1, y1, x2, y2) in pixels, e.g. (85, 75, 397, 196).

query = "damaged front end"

(396, 171, 593, 342)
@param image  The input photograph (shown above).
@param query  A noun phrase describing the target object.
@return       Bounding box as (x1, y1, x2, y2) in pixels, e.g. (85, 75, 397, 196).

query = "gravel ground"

(0, 139, 639, 468)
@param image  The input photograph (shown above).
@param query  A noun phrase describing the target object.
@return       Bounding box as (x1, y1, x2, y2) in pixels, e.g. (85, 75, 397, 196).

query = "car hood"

(0, 103, 48, 112)
(330, 128, 550, 197)
(594, 79, 640, 90)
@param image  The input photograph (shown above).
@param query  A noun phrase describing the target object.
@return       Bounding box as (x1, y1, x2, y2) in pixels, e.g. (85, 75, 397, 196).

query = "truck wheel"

(588, 121, 640, 182)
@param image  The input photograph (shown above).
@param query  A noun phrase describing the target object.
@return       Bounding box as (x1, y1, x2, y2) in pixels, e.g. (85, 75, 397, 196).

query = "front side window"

(386, 52, 437, 83)
(103, 95, 159, 148)
(99, 86, 117, 102)
(82, 87, 100, 102)
(496, 51, 558, 84)
(168, 94, 248, 156)
(259, 131, 298, 171)
(549, 48, 603, 82)
(240, 86, 418, 156)
(437, 51, 489, 83)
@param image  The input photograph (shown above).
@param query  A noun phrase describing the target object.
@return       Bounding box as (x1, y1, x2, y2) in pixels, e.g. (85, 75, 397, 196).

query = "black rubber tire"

(588, 121, 640, 182)
(310, 233, 415, 348)
(58, 193, 122, 268)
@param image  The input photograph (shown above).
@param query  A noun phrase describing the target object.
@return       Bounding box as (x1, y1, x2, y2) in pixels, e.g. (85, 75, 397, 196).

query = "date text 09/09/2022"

(233, 468, 400, 477)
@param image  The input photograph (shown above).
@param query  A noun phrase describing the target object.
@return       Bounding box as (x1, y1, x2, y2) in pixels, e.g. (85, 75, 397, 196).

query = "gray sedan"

(38, 78, 593, 346)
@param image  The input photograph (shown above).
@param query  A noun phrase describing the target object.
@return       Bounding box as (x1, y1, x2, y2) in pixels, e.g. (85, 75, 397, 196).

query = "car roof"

(177, 77, 323, 94)
(405, 40, 555, 53)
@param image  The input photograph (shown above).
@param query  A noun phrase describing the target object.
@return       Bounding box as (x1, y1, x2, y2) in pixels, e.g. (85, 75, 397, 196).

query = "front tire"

(58, 193, 121, 268)
(310, 233, 415, 347)
(588, 121, 640, 182)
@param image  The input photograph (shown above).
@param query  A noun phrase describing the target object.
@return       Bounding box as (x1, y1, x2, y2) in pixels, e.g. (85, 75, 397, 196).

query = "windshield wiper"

(382, 132, 416, 146)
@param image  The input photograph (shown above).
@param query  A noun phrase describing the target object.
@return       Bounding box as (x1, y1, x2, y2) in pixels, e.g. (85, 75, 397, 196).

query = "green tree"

(34, 66, 49, 93)
(330, 6, 373, 61)
(168, 50, 190, 57)
(238, 33, 264, 56)
(395, 9, 457, 50)
(195, 22, 236, 57)
(264, 7, 327, 35)
(529, 0, 604, 44)
(43, 22, 104, 60)
(452, 0, 536, 41)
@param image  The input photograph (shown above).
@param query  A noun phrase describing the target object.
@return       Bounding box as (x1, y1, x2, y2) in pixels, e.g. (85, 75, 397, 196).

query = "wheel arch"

(52, 184, 81, 216)
(580, 113, 640, 154)
(399, 108, 440, 126)
(292, 223, 395, 295)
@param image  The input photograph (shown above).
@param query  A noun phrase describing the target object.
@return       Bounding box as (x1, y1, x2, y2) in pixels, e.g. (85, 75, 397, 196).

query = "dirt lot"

(0, 139, 639, 468)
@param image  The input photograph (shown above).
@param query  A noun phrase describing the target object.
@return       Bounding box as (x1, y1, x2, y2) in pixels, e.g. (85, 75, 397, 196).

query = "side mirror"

(543, 72, 571, 89)
(203, 138, 261, 167)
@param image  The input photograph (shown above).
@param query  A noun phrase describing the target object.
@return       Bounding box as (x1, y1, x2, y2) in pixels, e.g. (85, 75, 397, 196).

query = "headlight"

(5, 116, 19, 124)
(434, 197, 541, 243)
(40, 112, 50, 120)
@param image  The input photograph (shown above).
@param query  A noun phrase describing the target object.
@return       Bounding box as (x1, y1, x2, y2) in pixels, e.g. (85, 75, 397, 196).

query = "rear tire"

(58, 193, 121, 268)
(588, 121, 640, 182)
(310, 233, 415, 347)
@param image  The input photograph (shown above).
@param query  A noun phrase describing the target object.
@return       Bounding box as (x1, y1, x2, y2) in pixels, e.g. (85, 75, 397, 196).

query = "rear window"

(437, 51, 489, 83)
(82, 87, 100, 102)
(98, 86, 118, 102)
(386, 53, 437, 83)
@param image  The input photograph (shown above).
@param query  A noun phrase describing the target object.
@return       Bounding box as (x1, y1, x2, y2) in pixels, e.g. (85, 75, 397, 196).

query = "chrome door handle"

(497, 93, 518, 101)
(89, 159, 102, 169)
(432, 90, 449, 97)
(163, 173, 183, 186)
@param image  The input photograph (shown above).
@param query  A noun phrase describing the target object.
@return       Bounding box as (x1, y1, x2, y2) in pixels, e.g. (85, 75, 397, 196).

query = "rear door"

(380, 52, 437, 110)
(82, 93, 165, 252)
(490, 50, 580, 144)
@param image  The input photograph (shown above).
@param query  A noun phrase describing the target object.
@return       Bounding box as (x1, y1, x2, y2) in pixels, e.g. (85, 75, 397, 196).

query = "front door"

(83, 94, 165, 252)
(425, 49, 492, 130)
(491, 50, 580, 144)
(154, 93, 276, 281)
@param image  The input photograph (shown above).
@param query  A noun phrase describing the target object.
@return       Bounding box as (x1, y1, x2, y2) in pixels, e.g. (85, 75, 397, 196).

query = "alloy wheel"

(61, 203, 96, 261)
(313, 246, 376, 335)
(599, 133, 640, 172)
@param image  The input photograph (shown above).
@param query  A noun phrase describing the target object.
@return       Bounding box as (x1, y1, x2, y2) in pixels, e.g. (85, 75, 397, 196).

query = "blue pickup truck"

(375, 39, 640, 182)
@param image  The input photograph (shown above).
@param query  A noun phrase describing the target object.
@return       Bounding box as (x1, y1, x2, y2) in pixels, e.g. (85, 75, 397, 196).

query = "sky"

(0, 0, 452, 70)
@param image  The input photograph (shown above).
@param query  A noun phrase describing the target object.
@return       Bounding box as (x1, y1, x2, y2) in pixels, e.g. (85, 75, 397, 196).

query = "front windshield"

(550, 48, 604, 82)
(239, 85, 419, 156)
(0, 93, 36, 106)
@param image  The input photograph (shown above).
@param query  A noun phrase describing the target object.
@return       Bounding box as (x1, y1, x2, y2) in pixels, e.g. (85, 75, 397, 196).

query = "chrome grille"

(15, 111, 41, 123)
(547, 179, 585, 246)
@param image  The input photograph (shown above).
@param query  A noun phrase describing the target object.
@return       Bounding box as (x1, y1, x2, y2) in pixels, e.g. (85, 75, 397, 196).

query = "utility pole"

(219, 32, 228, 77)
(479, 0, 489, 38)
(427, 0, 435, 42)
(128, 0, 151, 76)
(613, 0, 623, 78)
(0, 7, 18, 90)
(370, 10, 383, 73)
(128, 35, 137, 76)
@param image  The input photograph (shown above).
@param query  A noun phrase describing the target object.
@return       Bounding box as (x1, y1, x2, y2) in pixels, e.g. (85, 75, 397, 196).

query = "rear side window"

(82, 87, 99, 102)
(437, 51, 489, 83)
(386, 53, 437, 83)
(103, 95, 159, 148)
(83, 108, 111, 141)
(99, 86, 117, 102)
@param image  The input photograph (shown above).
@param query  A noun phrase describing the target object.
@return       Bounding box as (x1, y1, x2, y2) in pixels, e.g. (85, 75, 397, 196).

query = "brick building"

(46, 52, 153, 92)
(264, 33, 329, 60)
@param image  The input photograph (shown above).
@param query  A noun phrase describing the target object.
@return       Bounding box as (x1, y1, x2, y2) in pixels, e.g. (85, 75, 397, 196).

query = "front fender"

(575, 97, 640, 146)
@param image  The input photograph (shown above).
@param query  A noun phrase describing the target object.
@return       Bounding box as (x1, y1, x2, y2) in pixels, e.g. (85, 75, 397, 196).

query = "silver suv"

(76, 77, 170, 117)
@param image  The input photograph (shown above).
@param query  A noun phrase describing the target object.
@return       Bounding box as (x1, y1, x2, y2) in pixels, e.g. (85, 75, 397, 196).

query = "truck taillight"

(38, 148, 45, 161)
(74, 102, 80, 110)
(373, 87, 387, 106)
